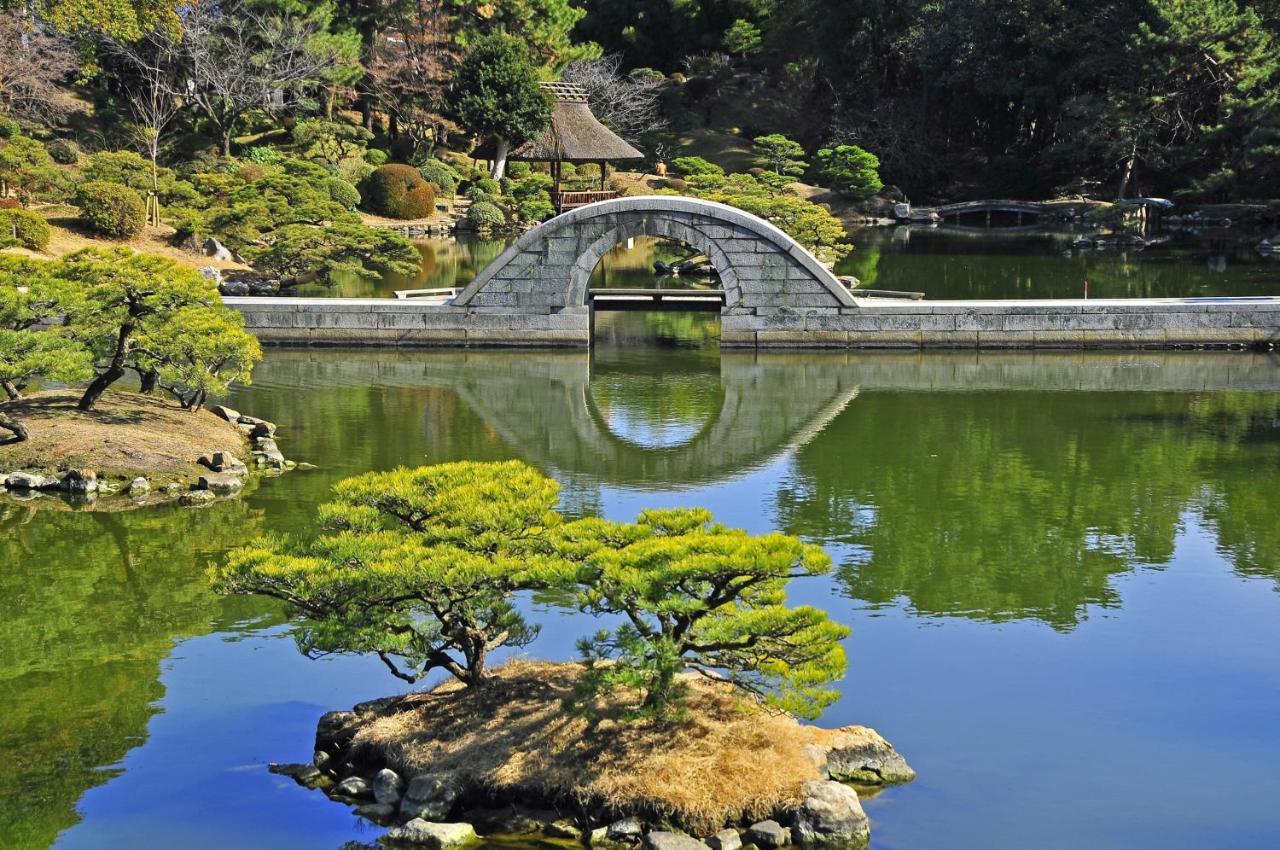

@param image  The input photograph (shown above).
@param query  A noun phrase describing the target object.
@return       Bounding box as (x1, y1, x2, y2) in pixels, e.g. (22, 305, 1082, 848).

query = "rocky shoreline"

(0, 401, 306, 509)
(271, 666, 915, 850)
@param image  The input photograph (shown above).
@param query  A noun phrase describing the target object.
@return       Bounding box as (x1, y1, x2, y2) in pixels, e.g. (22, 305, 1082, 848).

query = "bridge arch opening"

(584, 231, 725, 348)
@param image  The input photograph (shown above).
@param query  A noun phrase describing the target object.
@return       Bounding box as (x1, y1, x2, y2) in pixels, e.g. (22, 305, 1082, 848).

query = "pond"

(312, 227, 1279, 300)
(4, 322, 1280, 850)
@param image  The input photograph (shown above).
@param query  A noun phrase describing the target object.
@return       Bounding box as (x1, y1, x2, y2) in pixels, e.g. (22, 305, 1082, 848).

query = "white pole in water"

(1083, 279, 1089, 299)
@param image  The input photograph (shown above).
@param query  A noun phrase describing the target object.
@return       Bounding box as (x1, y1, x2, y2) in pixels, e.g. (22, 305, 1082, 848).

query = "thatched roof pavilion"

(474, 82, 644, 212)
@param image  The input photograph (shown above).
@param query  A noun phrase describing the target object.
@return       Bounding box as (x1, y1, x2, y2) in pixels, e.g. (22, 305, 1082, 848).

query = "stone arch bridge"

(452, 195, 856, 325)
(226, 195, 1280, 349)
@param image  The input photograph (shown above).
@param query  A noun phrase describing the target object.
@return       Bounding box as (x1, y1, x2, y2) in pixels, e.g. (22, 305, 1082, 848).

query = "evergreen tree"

(445, 34, 552, 178)
(559, 507, 849, 719)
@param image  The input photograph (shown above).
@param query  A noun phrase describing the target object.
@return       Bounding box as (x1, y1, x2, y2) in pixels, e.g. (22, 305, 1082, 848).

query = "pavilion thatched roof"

(472, 82, 644, 163)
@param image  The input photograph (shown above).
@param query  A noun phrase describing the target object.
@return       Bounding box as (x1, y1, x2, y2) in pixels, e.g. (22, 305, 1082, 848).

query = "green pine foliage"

(671, 156, 725, 178)
(752, 134, 809, 177)
(557, 508, 848, 719)
(213, 461, 572, 686)
(213, 461, 851, 720)
(0, 250, 259, 418)
(445, 34, 553, 177)
(467, 199, 506, 227)
(814, 145, 883, 200)
(0, 136, 65, 205)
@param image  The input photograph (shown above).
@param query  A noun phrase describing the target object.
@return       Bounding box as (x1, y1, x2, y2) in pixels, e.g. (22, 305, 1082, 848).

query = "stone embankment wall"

(224, 296, 1280, 349)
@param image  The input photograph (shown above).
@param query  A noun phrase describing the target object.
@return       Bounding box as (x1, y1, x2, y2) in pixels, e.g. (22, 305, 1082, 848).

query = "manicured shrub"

(506, 161, 531, 179)
(467, 199, 505, 228)
(499, 176, 514, 195)
(361, 163, 437, 219)
(0, 208, 51, 249)
(364, 148, 389, 166)
(465, 184, 494, 202)
(45, 139, 78, 164)
(326, 177, 361, 209)
(0, 115, 18, 139)
(75, 181, 147, 238)
(671, 156, 724, 177)
(244, 146, 286, 164)
(418, 157, 459, 196)
(468, 176, 500, 196)
(0, 197, 20, 209)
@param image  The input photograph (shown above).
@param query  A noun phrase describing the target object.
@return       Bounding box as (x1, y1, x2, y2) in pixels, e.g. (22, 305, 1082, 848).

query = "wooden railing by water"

(556, 190, 619, 212)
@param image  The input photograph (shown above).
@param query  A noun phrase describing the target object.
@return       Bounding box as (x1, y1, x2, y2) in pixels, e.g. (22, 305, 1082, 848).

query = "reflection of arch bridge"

(251, 349, 861, 486)
(415, 352, 859, 486)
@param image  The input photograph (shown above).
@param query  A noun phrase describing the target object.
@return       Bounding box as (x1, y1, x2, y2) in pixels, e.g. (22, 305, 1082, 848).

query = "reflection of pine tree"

(0, 500, 266, 848)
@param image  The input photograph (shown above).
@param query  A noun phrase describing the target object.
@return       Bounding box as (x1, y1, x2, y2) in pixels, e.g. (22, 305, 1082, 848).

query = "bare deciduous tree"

(103, 27, 185, 226)
(181, 1, 352, 156)
(562, 54, 667, 144)
(0, 10, 76, 121)
(365, 0, 460, 156)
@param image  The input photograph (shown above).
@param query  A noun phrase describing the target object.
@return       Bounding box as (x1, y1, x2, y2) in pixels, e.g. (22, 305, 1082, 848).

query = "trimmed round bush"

(327, 177, 361, 209)
(46, 139, 78, 164)
(0, 208, 51, 249)
(75, 181, 147, 238)
(465, 184, 494, 202)
(467, 200, 505, 228)
(468, 176, 500, 196)
(364, 148, 389, 166)
(417, 158, 459, 196)
(671, 156, 724, 177)
(506, 161, 531, 179)
(361, 164, 437, 219)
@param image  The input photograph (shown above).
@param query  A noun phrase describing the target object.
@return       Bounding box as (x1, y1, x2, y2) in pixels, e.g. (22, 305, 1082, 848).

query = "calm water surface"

(317, 228, 1279, 299)
(4, 320, 1280, 850)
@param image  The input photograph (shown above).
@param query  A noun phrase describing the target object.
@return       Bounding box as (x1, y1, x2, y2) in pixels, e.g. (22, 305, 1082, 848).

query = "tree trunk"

(222, 129, 233, 158)
(0, 412, 29, 442)
(139, 369, 158, 394)
(490, 138, 511, 180)
(79, 322, 133, 411)
(1116, 140, 1138, 200)
(2, 379, 20, 401)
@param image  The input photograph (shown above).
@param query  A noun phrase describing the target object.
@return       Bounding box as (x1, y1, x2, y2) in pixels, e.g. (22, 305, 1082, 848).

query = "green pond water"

(314, 227, 1279, 300)
(4, 319, 1280, 850)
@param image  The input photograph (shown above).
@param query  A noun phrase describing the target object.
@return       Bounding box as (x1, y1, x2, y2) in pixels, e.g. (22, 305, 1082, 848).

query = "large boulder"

(58, 468, 97, 494)
(744, 822, 788, 849)
(373, 768, 406, 805)
(334, 776, 373, 799)
(209, 405, 240, 423)
(315, 709, 361, 757)
(745, 821, 789, 848)
(400, 773, 463, 821)
(203, 237, 234, 261)
(607, 817, 645, 842)
(219, 279, 251, 297)
(382, 820, 476, 849)
(790, 780, 869, 845)
(815, 726, 915, 784)
(197, 472, 244, 493)
(200, 451, 248, 474)
(707, 829, 741, 850)
(644, 833, 710, 850)
(5, 471, 57, 490)
(178, 490, 217, 507)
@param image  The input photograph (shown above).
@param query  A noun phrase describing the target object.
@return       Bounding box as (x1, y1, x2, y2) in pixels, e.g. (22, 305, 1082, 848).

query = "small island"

(214, 461, 915, 849)
(0, 248, 295, 507)
(278, 660, 914, 850)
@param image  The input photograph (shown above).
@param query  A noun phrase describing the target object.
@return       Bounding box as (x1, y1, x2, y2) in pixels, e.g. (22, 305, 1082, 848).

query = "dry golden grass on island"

(273, 661, 914, 850)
